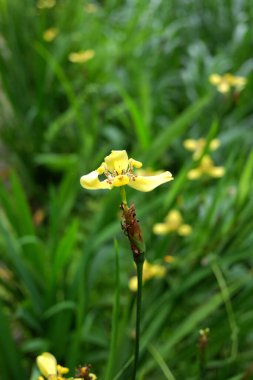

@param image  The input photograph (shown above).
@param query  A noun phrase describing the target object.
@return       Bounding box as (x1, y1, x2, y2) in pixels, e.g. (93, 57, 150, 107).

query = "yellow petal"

(178, 224, 192, 236)
(104, 150, 129, 174)
(68, 50, 95, 63)
(183, 139, 198, 151)
(148, 264, 166, 278)
(36, 353, 57, 377)
(129, 158, 143, 169)
(209, 74, 221, 85)
(187, 168, 202, 180)
(201, 155, 213, 169)
(218, 82, 230, 93)
(210, 139, 220, 150)
(80, 170, 112, 190)
(153, 223, 171, 235)
(233, 76, 246, 88)
(128, 171, 173, 192)
(129, 276, 138, 292)
(57, 364, 69, 375)
(90, 374, 97, 380)
(208, 166, 225, 177)
(165, 210, 182, 226)
(224, 73, 235, 85)
(112, 175, 129, 187)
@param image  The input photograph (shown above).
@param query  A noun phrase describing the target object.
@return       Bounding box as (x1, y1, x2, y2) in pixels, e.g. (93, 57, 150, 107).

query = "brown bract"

(121, 203, 145, 262)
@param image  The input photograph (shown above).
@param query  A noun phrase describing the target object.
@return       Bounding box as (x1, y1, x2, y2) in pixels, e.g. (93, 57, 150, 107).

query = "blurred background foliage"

(0, 0, 253, 379)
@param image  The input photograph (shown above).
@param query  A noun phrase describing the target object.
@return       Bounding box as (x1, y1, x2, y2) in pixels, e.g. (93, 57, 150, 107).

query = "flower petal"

(68, 50, 95, 63)
(129, 158, 143, 169)
(112, 175, 129, 187)
(210, 139, 220, 150)
(153, 223, 171, 235)
(208, 166, 225, 178)
(128, 171, 173, 192)
(178, 224, 192, 236)
(165, 210, 182, 226)
(36, 352, 57, 377)
(80, 170, 112, 190)
(187, 169, 202, 180)
(209, 74, 221, 85)
(129, 276, 138, 292)
(183, 139, 199, 151)
(104, 150, 129, 174)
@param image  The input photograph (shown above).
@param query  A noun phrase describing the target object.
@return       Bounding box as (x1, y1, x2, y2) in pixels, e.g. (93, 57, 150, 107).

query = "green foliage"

(0, 0, 253, 379)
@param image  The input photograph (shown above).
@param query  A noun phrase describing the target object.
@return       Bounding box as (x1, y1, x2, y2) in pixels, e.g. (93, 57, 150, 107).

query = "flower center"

(100, 162, 137, 185)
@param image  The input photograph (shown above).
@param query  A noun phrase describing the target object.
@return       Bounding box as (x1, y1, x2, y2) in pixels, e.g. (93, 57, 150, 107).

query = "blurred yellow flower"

(84, 3, 98, 13)
(43, 27, 58, 42)
(36, 353, 70, 380)
(37, 0, 56, 9)
(209, 73, 247, 94)
(129, 261, 166, 292)
(153, 210, 192, 236)
(36, 353, 95, 380)
(68, 50, 95, 63)
(187, 155, 225, 180)
(183, 138, 220, 160)
(80, 150, 173, 192)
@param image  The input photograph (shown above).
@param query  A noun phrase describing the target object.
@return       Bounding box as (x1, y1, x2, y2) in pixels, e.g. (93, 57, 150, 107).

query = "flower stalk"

(80, 150, 173, 379)
(132, 259, 144, 380)
(120, 189, 145, 380)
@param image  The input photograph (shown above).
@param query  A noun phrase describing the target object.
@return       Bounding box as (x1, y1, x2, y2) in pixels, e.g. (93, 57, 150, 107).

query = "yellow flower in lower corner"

(36, 353, 69, 380)
(183, 138, 220, 160)
(187, 155, 225, 180)
(36, 353, 97, 380)
(209, 73, 247, 94)
(68, 50, 95, 63)
(153, 210, 192, 236)
(129, 261, 166, 292)
(80, 150, 173, 192)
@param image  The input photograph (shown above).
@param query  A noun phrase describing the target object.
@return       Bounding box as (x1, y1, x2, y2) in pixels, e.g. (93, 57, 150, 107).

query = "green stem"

(120, 186, 128, 207)
(132, 259, 144, 380)
(105, 239, 120, 380)
(199, 348, 206, 379)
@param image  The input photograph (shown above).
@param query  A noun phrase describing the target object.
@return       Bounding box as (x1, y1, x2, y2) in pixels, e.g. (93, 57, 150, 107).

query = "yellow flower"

(209, 73, 247, 93)
(153, 210, 192, 236)
(187, 155, 225, 180)
(43, 27, 58, 42)
(183, 138, 220, 160)
(37, 0, 56, 9)
(80, 150, 173, 192)
(36, 353, 70, 380)
(129, 261, 166, 292)
(84, 3, 98, 13)
(68, 50, 95, 63)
